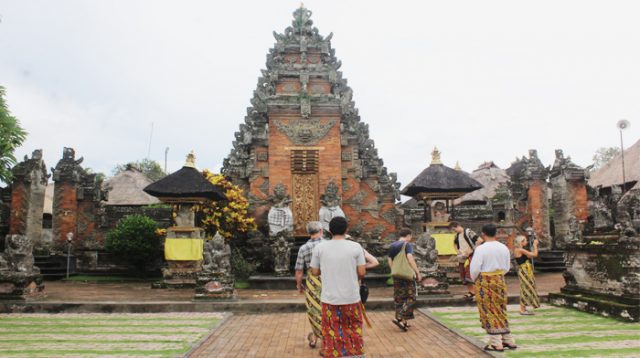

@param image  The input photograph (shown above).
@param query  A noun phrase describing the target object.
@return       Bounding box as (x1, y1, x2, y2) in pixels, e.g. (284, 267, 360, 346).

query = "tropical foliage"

(199, 170, 256, 239)
(105, 214, 161, 276)
(0, 86, 27, 184)
(113, 158, 165, 181)
(592, 146, 621, 170)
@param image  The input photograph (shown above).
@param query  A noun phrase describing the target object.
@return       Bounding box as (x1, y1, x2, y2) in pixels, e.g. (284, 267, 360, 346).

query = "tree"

(0, 86, 28, 184)
(592, 147, 621, 170)
(105, 214, 161, 276)
(198, 170, 256, 239)
(113, 158, 165, 181)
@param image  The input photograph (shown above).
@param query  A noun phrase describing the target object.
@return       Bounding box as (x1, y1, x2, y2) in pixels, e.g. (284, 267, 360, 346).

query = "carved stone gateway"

(221, 6, 401, 263)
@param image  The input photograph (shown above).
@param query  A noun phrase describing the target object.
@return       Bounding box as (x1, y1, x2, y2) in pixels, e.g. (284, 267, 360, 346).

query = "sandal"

(307, 332, 317, 348)
(503, 342, 518, 350)
(463, 293, 475, 300)
(392, 319, 408, 332)
(484, 345, 504, 352)
(519, 311, 534, 316)
(403, 322, 411, 329)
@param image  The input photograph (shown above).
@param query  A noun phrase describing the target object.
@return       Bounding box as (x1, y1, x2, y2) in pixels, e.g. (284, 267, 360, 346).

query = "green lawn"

(0, 313, 222, 357)
(429, 305, 640, 357)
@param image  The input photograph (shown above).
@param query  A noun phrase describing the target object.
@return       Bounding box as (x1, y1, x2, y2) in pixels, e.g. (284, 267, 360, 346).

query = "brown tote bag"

(391, 243, 415, 281)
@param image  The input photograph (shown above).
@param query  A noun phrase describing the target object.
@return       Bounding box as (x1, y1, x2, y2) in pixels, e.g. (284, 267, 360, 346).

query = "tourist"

(294, 221, 326, 349)
(450, 221, 482, 300)
(514, 234, 541, 315)
(310, 217, 366, 358)
(388, 228, 422, 331)
(470, 223, 517, 352)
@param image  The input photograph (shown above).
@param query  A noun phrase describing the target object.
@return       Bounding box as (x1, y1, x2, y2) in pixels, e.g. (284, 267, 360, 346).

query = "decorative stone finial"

(454, 161, 461, 171)
(184, 151, 196, 168)
(431, 147, 443, 165)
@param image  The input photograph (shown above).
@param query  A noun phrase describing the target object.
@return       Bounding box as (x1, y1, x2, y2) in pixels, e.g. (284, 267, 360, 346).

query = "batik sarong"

(475, 271, 510, 334)
(518, 260, 540, 309)
(304, 273, 322, 339)
(393, 278, 416, 321)
(321, 302, 365, 358)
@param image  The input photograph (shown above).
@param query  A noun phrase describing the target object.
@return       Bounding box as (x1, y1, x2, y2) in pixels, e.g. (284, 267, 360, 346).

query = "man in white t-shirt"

(310, 217, 366, 358)
(470, 223, 517, 352)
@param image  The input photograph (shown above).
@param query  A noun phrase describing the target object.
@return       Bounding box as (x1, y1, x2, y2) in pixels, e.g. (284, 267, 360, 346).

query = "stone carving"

(3, 235, 39, 274)
(273, 119, 336, 145)
(319, 182, 345, 233)
(272, 234, 292, 276)
(0, 234, 45, 300)
(414, 232, 438, 273)
(292, 175, 318, 234)
(267, 184, 294, 236)
(202, 234, 231, 274)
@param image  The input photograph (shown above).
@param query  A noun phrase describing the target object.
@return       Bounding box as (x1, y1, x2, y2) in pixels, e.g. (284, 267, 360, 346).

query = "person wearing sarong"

(311, 217, 366, 358)
(450, 222, 482, 300)
(295, 221, 326, 348)
(514, 235, 540, 315)
(388, 228, 421, 331)
(470, 223, 517, 352)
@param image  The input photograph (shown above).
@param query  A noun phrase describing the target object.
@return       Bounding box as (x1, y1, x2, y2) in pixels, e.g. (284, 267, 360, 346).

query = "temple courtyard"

(1, 273, 638, 357)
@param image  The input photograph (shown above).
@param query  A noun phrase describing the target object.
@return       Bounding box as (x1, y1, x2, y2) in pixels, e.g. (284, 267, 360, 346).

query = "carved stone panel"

(273, 119, 336, 145)
(292, 174, 319, 235)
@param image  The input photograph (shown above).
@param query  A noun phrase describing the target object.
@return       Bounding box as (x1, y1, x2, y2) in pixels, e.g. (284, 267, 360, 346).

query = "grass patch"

(0, 314, 221, 358)
(430, 306, 640, 357)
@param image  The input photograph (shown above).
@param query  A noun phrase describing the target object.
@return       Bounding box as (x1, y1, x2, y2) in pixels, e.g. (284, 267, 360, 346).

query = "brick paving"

(188, 310, 489, 358)
(42, 272, 563, 302)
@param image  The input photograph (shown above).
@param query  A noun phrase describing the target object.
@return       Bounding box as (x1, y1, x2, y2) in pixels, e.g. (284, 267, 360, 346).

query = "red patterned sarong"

(321, 302, 365, 358)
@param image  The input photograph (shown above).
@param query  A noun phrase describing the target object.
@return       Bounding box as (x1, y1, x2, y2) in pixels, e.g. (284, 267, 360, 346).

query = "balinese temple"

(221, 6, 401, 241)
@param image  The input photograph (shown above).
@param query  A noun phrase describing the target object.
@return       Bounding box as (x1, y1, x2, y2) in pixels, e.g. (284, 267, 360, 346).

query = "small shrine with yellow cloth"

(401, 148, 483, 294)
(144, 152, 226, 290)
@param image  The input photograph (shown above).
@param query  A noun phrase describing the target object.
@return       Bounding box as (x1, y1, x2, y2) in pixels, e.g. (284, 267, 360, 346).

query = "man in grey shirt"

(311, 217, 366, 358)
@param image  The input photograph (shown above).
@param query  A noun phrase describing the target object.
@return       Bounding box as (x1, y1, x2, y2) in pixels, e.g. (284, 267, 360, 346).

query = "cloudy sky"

(1, 0, 638, 188)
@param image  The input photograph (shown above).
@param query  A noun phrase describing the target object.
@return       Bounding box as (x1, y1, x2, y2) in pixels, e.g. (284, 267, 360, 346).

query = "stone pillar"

(76, 173, 106, 249)
(550, 150, 589, 249)
(524, 150, 551, 249)
(52, 147, 83, 249)
(0, 150, 47, 300)
(8, 150, 48, 244)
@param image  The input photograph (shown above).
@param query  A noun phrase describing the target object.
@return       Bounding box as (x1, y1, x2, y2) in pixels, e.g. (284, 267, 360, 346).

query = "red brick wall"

(54, 182, 78, 245)
(570, 181, 589, 222)
(8, 182, 27, 235)
(527, 180, 550, 244)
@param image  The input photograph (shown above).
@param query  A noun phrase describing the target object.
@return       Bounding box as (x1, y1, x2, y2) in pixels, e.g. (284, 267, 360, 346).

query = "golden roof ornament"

(184, 151, 196, 168)
(431, 147, 443, 165)
(454, 161, 461, 170)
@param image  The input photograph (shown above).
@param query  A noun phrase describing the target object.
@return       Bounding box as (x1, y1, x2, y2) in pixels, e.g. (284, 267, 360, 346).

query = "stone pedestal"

(193, 272, 235, 300)
(0, 234, 45, 300)
(417, 271, 449, 295)
(161, 226, 204, 288)
(549, 237, 640, 321)
(414, 232, 449, 295)
(0, 271, 44, 300)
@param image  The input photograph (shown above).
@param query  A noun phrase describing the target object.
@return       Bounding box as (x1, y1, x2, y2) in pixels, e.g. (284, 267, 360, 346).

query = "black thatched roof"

(401, 164, 483, 197)
(143, 166, 226, 201)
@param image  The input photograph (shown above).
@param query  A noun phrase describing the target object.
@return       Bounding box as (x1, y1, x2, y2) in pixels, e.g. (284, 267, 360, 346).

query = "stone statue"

(272, 234, 291, 276)
(202, 233, 231, 274)
(413, 231, 438, 273)
(319, 182, 345, 233)
(267, 184, 294, 236)
(4, 234, 39, 274)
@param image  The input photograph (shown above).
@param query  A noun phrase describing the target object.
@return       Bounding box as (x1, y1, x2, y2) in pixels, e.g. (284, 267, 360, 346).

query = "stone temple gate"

(222, 6, 401, 241)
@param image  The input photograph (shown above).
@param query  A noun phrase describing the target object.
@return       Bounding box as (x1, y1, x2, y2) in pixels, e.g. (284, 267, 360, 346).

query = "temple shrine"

(222, 6, 401, 241)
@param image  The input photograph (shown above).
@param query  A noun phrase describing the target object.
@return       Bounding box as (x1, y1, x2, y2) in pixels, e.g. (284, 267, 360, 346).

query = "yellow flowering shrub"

(199, 170, 256, 239)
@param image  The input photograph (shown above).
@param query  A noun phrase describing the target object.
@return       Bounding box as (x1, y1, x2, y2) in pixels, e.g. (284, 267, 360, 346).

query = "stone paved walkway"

(188, 310, 489, 358)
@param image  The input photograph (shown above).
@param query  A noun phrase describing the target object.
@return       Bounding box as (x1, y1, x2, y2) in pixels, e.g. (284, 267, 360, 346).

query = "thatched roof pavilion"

(454, 161, 509, 205)
(143, 152, 226, 203)
(103, 166, 161, 206)
(589, 139, 640, 189)
(401, 148, 483, 200)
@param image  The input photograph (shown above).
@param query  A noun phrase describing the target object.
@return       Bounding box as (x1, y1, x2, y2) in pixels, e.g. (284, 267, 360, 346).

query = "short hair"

(449, 221, 461, 229)
(306, 221, 323, 235)
(398, 228, 412, 238)
(481, 223, 497, 237)
(329, 217, 348, 235)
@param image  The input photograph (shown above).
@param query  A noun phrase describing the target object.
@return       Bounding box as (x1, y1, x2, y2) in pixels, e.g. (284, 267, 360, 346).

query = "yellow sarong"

(476, 270, 510, 334)
(518, 260, 540, 309)
(305, 273, 322, 338)
(164, 238, 203, 261)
